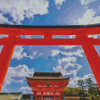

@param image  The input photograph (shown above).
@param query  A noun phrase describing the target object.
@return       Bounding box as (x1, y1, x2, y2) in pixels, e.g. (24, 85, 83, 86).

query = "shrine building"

(26, 72, 70, 100)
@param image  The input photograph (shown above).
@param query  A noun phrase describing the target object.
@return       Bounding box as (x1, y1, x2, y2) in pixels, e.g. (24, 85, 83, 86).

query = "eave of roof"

(26, 77, 70, 80)
(0, 23, 100, 28)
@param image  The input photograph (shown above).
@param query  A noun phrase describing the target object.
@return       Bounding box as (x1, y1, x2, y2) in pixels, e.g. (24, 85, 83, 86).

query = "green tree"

(91, 83, 100, 100)
(85, 78, 100, 100)
(77, 79, 87, 100)
(77, 80, 85, 90)
(72, 87, 80, 95)
(85, 78, 94, 100)
(64, 87, 80, 95)
(85, 78, 93, 89)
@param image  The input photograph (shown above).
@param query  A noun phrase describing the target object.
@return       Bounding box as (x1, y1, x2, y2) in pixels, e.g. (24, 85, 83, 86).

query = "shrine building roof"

(26, 72, 70, 80)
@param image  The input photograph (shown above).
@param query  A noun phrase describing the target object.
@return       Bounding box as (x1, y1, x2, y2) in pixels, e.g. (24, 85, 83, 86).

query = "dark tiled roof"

(33, 72, 62, 77)
(26, 72, 70, 80)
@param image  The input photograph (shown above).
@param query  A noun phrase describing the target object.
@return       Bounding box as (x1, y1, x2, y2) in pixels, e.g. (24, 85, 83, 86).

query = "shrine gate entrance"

(43, 97, 53, 100)
(27, 72, 69, 100)
(0, 24, 100, 92)
(36, 97, 54, 100)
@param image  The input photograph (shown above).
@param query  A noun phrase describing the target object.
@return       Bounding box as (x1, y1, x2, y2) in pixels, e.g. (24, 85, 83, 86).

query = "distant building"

(26, 72, 70, 100)
(0, 93, 22, 100)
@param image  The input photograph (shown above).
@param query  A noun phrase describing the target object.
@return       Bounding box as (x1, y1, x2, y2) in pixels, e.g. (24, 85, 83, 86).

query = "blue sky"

(0, 0, 100, 94)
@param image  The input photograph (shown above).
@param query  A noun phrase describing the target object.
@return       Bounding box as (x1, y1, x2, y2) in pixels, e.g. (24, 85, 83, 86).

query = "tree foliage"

(78, 78, 100, 100)
(64, 78, 100, 100)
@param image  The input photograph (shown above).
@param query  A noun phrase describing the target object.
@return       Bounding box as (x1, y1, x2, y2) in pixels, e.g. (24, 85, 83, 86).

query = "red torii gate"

(0, 24, 100, 91)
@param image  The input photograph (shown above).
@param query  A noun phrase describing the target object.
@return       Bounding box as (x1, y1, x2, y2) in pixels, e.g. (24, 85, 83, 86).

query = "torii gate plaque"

(0, 24, 100, 91)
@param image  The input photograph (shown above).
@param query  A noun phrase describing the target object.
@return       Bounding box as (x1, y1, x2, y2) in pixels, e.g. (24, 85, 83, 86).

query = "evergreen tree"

(77, 79, 87, 100)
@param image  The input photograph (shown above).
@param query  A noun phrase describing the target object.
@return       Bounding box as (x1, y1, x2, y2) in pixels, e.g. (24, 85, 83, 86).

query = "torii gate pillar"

(0, 32, 18, 91)
(78, 31, 100, 86)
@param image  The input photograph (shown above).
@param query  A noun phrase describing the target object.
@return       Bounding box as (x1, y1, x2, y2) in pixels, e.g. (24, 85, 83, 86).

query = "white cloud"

(0, 35, 8, 53)
(58, 57, 77, 63)
(82, 74, 96, 82)
(28, 51, 38, 59)
(61, 46, 76, 49)
(27, 46, 84, 59)
(80, 0, 96, 5)
(54, 0, 66, 5)
(0, 45, 27, 60)
(19, 86, 32, 94)
(12, 46, 27, 60)
(0, 45, 85, 62)
(53, 57, 82, 77)
(0, 0, 49, 24)
(0, 46, 3, 53)
(52, 55, 96, 88)
(20, 35, 44, 39)
(0, 13, 13, 24)
(68, 74, 96, 87)
(76, 9, 100, 25)
(69, 35, 76, 39)
(88, 35, 100, 38)
(51, 46, 83, 57)
(0, 35, 8, 38)
(4, 65, 34, 85)
(53, 52, 96, 88)
(53, 63, 82, 77)
(54, 0, 66, 9)
(20, 35, 34, 38)
(51, 50, 60, 57)
(67, 76, 80, 87)
(98, 6, 100, 9)
(11, 45, 84, 60)
(61, 49, 84, 57)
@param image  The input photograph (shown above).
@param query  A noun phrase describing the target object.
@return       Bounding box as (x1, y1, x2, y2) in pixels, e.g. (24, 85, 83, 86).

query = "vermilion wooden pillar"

(54, 91, 55, 100)
(0, 32, 18, 91)
(41, 91, 43, 100)
(35, 92, 37, 100)
(60, 93, 62, 100)
(78, 31, 100, 88)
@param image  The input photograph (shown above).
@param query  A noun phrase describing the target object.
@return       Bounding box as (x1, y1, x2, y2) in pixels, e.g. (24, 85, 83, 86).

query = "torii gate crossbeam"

(0, 24, 100, 91)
